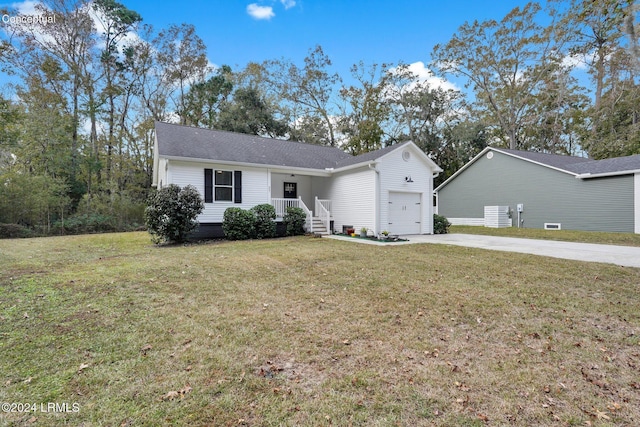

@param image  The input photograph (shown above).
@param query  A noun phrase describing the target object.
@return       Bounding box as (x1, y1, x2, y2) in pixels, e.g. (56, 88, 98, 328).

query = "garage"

(388, 191, 422, 235)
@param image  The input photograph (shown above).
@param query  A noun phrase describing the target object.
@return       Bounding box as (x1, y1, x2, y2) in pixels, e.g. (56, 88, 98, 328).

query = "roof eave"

(576, 169, 640, 179)
(491, 148, 580, 177)
(331, 160, 376, 173)
(160, 155, 332, 176)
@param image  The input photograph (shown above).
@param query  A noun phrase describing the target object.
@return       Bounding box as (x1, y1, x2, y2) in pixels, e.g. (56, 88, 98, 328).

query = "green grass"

(451, 225, 640, 247)
(1, 232, 639, 426)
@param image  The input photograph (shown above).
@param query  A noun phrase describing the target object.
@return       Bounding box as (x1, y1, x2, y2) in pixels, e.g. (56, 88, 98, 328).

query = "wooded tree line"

(0, 0, 638, 236)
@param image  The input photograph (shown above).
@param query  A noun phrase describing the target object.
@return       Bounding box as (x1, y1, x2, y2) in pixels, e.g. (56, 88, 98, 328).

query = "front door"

(284, 182, 297, 199)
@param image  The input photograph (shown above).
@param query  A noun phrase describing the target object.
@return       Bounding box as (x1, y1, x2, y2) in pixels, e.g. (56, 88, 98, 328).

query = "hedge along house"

(153, 122, 443, 238)
(434, 147, 640, 233)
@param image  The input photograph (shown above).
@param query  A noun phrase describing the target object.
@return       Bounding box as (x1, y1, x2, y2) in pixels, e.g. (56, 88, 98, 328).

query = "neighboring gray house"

(153, 122, 442, 238)
(435, 147, 640, 233)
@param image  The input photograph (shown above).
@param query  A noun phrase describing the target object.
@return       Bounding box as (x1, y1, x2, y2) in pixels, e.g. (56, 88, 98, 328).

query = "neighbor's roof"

(570, 154, 640, 177)
(155, 122, 440, 172)
(495, 148, 592, 172)
(496, 148, 640, 177)
(435, 146, 640, 191)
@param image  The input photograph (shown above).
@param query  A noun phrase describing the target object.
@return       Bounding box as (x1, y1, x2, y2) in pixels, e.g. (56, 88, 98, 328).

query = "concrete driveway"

(404, 234, 640, 269)
(327, 233, 640, 268)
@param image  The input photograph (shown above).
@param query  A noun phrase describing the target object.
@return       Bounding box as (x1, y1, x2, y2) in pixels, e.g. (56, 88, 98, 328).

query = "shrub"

(51, 213, 116, 235)
(222, 207, 256, 240)
(284, 206, 306, 236)
(75, 192, 147, 231)
(250, 204, 276, 239)
(144, 184, 204, 244)
(433, 214, 451, 234)
(0, 223, 34, 239)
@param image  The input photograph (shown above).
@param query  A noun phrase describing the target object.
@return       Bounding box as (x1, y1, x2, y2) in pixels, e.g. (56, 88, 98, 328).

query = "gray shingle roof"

(155, 122, 351, 169)
(569, 154, 640, 175)
(495, 148, 592, 172)
(495, 148, 640, 176)
(155, 122, 416, 170)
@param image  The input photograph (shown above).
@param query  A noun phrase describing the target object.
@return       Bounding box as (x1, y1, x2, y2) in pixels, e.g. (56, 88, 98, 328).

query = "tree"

(432, 3, 565, 150)
(264, 45, 341, 146)
(558, 0, 640, 157)
(92, 0, 142, 192)
(155, 23, 210, 124)
(438, 121, 489, 185)
(385, 63, 464, 153)
(1, 0, 96, 203)
(217, 87, 289, 137)
(339, 62, 392, 154)
(0, 95, 22, 169)
(181, 65, 234, 128)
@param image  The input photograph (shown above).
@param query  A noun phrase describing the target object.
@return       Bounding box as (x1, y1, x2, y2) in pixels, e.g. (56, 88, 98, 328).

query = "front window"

(215, 170, 233, 201)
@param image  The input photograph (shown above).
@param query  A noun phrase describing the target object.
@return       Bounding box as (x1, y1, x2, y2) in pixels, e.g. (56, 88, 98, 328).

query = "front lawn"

(1, 232, 639, 426)
(451, 225, 640, 247)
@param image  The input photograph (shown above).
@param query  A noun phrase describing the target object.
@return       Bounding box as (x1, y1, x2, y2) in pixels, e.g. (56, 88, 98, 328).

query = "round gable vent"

(486, 152, 494, 159)
(402, 150, 411, 162)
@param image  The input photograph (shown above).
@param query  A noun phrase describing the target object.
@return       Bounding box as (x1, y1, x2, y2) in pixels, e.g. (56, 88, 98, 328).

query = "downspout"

(369, 163, 380, 235)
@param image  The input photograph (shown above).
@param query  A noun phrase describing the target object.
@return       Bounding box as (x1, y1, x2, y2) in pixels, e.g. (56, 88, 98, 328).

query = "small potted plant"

(380, 230, 389, 240)
(360, 227, 367, 237)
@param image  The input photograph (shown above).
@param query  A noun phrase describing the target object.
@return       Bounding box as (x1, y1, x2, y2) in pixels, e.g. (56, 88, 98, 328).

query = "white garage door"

(388, 192, 422, 235)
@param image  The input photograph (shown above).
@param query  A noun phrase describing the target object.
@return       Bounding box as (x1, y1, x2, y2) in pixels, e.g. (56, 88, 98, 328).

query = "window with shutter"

(205, 169, 241, 203)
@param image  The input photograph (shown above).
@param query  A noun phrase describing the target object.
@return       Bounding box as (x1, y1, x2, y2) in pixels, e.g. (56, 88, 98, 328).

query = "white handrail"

(315, 197, 331, 234)
(298, 196, 313, 233)
(271, 197, 313, 233)
(271, 198, 300, 218)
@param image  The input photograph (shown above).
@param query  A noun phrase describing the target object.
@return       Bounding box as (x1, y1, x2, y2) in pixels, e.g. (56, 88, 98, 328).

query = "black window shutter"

(234, 171, 242, 203)
(204, 169, 213, 203)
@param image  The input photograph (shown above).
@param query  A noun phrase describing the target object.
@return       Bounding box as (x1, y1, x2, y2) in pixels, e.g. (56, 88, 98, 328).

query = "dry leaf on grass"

(161, 385, 192, 401)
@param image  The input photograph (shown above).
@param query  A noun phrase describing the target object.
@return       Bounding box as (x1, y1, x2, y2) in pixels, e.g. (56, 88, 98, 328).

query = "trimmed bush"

(433, 214, 451, 234)
(145, 184, 204, 244)
(250, 204, 276, 239)
(284, 206, 306, 236)
(222, 207, 256, 240)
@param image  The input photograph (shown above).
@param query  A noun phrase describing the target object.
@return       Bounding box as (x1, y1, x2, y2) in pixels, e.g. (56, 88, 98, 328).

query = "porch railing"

(315, 197, 331, 234)
(271, 197, 313, 233)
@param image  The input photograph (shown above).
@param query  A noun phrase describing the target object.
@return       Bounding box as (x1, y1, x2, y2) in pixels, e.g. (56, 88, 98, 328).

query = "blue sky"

(122, 0, 531, 85)
(0, 0, 534, 92)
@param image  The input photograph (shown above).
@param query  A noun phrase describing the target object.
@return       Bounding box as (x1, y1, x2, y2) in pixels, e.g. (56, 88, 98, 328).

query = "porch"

(271, 197, 333, 235)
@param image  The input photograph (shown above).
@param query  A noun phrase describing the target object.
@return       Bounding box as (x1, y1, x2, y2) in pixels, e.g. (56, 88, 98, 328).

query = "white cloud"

(562, 52, 592, 71)
(391, 61, 460, 93)
(10, 0, 39, 15)
(247, 3, 275, 20)
(280, 0, 296, 9)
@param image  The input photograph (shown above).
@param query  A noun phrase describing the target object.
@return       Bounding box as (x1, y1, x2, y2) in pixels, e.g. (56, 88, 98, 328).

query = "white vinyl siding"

(326, 167, 376, 233)
(376, 146, 435, 234)
(168, 160, 269, 223)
